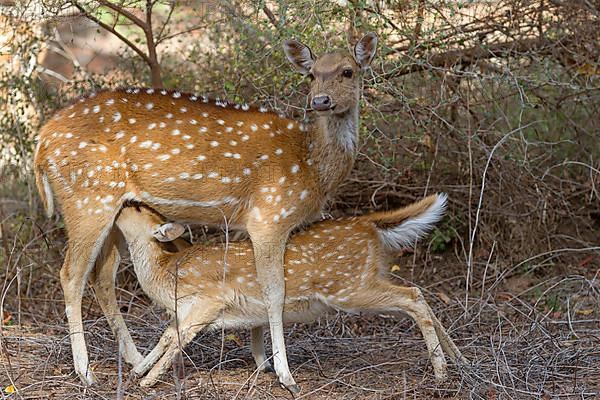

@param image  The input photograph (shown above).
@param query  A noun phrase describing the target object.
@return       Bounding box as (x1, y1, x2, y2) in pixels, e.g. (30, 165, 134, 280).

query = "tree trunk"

(149, 60, 163, 89)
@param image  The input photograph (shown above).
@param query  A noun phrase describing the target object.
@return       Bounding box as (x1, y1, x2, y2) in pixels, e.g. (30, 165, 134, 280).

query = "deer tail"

(367, 193, 447, 250)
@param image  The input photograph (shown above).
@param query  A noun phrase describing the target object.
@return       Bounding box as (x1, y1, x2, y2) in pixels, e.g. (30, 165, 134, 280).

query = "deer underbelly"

(138, 190, 247, 226)
(212, 297, 334, 329)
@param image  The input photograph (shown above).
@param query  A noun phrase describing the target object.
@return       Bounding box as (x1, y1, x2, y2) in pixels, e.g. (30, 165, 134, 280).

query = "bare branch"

(262, 5, 277, 28)
(385, 36, 573, 78)
(413, 0, 426, 45)
(70, 1, 150, 64)
(96, 0, 148, 31)
(156, 24, 209, 45)
(143, 0, 162, 87)
(156, 1, 176, 43)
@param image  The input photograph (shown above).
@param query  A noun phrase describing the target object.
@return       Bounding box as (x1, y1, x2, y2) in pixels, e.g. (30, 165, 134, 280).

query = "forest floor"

(1, 251, 599, 400)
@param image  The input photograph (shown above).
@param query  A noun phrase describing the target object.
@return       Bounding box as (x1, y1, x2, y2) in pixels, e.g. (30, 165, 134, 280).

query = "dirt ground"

(1, 252, 599, 400)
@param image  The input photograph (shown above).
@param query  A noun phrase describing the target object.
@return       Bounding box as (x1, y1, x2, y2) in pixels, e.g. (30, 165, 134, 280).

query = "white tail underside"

(378, 193, 448, 250)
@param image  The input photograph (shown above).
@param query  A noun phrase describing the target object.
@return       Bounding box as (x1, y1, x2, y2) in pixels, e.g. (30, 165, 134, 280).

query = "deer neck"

(310, 106, 359, 195)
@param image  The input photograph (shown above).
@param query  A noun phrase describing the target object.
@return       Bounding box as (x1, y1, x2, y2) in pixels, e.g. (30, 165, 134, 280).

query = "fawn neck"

(311, 105, 359, 195)
(121, 233, 165, 282)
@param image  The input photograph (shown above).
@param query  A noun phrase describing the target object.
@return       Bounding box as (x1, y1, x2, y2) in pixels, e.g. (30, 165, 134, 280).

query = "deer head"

(283, 32, 377, 114)
(116, 204, 185, 244)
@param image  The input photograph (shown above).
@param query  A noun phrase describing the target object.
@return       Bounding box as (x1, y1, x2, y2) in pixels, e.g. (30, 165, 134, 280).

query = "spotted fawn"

(114, 194, 465, 387)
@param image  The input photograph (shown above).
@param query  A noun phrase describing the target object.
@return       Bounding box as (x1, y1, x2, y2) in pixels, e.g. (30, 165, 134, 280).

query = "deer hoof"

(261, 363, 275, 374)
(77, 369, 98, 386)
(284, 383, 301, 395)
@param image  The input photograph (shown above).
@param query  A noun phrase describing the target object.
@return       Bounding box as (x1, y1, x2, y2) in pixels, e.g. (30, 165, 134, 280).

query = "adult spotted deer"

(34, 33, 378, 391)
(114, 194, 465, 387)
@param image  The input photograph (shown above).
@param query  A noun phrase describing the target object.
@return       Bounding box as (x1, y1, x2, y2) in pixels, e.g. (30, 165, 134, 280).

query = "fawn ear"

(353, 32, 378, 70)
(153, 223, 185, 242)
(283, 39, 316, 74)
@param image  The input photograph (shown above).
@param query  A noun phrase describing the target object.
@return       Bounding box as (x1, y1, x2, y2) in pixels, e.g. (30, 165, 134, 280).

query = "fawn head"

(117, 203, 185, 243)
(283, 32, 377, 115)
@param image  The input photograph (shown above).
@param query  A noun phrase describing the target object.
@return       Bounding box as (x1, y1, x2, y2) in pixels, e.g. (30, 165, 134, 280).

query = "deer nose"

(311, 95, 333, 111)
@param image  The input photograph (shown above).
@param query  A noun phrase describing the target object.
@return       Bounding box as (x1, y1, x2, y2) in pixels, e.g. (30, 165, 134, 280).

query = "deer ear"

(153, 222, 185, 242)
(353, 32, 378, 70)
(283, 39, 316, 74)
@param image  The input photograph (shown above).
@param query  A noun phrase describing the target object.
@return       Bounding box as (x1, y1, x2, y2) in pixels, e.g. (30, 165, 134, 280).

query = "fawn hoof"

(263, 365, 275, 374)
(139, 376, 157, 388)
(260, 363, 275, 374)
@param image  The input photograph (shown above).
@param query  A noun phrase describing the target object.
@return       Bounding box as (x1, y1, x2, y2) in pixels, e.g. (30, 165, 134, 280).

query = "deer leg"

(89, 230, 143, 367)
(251, 326, 274, 373)
(338, 283, 448, 381)
(139, 301, 221, 387)
(247, 227, 298, 393)
(133, 325, 177, 377)
(424, 303, 467, 364)
(60, 217, 115, 385)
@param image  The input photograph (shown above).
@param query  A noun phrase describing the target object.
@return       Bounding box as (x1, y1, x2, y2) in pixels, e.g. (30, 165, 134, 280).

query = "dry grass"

(1, 212, 599, 399)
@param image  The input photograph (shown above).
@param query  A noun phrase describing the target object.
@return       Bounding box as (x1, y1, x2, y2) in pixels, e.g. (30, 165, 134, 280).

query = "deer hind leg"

(139, 300, 221, 387)
(424, 302, 467, 364)
(247, 224, 299, 393)
(251, 326, 274, 373)
(89, 229, 144, 367)
(337, 283, 448, 381)
(60, 213, 117, 385)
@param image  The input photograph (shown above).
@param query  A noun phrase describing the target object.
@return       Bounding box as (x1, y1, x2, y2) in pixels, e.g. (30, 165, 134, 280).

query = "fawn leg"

(139, 302, 221, 387)
(90, 230, 143, 367)
(133, 325, 177, 376)
(338, 283, 448, 381)
(251, 326, 274, 372)
(424, 303, 467, 364)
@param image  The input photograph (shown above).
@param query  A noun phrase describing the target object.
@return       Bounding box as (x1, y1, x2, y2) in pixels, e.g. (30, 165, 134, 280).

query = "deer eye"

(342, 68, 353, 78)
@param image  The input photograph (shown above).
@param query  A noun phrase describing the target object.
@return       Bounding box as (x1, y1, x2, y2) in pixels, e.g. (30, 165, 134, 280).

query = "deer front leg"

(133, 325, 176, 377)
(251, 326, 274, 373)
(247, 225, 299, 394)
(90, 230, 143, 367)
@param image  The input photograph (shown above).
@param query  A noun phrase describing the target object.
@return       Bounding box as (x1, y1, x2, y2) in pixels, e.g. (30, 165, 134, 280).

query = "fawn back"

(115, 193, 447, 321)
